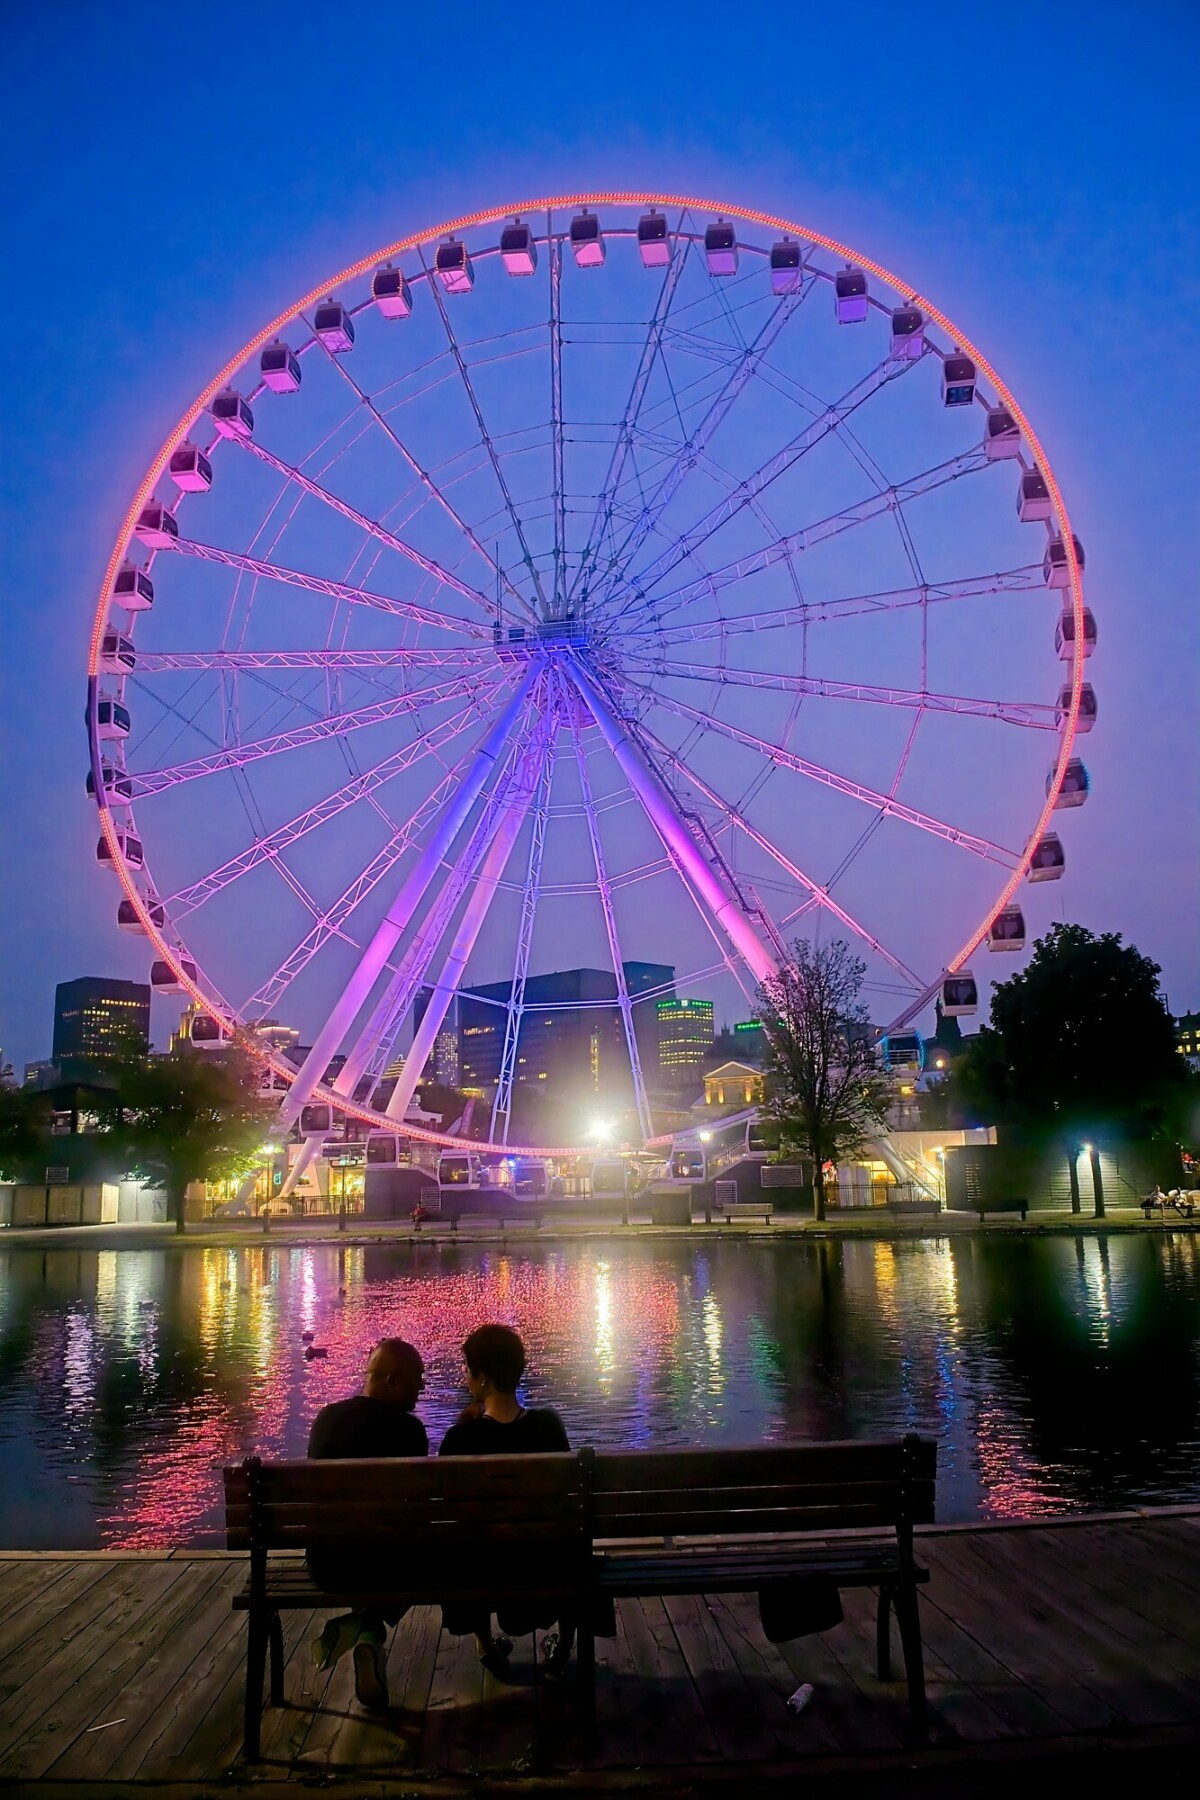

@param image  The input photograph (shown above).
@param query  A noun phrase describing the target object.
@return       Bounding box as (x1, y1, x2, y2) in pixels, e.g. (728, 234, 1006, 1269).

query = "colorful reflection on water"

(0, 1233, 1197, 1547)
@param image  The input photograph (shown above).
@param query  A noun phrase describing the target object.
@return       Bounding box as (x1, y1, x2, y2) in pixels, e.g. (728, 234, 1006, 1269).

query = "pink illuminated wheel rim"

(87, 193, 1090, 1156)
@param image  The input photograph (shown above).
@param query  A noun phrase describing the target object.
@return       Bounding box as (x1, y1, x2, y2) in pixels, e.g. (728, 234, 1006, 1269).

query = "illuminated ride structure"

(86, 193, 1092, 1165)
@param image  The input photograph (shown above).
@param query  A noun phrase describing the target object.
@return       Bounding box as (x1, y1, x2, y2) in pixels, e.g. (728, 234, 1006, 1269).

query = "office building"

(656, 997, 715, 1089)
(52, 977, 150, 1076)
(1176, 1011, 1200, 1066)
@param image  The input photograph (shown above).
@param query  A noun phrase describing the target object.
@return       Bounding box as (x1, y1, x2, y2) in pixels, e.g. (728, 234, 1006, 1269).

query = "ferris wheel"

(86, 192, 1093, 1157)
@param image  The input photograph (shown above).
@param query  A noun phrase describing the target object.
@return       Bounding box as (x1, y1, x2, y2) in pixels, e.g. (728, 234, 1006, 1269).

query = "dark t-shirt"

(438, 1407, 570, 1456)
(307, 1394, 429, 1461)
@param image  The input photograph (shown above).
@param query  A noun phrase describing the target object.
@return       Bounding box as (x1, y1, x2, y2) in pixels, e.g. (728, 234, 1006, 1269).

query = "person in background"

(438, 1323, 575, 1678)
(306, 1337, 427, 1710)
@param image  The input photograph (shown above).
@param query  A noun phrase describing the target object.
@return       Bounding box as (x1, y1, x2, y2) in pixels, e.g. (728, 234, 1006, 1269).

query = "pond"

(0, 1233, 1197, 1547)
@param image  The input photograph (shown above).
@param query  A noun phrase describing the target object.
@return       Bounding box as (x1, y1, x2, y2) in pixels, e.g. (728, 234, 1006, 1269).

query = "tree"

(0, 1086, 52, 1184)
(946, 924, 1187, 1217)
(755, 939, 892, 1220)
(95, 1041, 270, 1233)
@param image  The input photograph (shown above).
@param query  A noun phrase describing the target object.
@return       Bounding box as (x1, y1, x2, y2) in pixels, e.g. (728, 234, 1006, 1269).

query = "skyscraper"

(655, 997, 715, 1089)
(52, 976, 150, 1076)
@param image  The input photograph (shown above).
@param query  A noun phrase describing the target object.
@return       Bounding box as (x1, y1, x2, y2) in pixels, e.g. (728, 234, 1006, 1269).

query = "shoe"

(311, 1613, 361, 1672)
(352, 1631, 389, 1711)
(542, 1629, 572, 1682)
(479, 1635, 513, 1677)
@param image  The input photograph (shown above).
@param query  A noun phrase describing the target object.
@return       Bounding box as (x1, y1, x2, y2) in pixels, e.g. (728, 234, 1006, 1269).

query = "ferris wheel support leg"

(563, 657, 779, 986)
(384, 779, 536, 1125)
(271, 664, 542, 1135)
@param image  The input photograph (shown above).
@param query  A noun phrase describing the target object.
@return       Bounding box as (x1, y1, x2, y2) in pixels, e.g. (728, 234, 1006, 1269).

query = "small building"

(701, 1060, 764, 1110)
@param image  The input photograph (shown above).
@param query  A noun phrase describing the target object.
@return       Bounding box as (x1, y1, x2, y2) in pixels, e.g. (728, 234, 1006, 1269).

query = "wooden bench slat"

(591, 1478, 928, 1514)
(589, 1443, 933, 1487)
(248, 1451, 580, 1500)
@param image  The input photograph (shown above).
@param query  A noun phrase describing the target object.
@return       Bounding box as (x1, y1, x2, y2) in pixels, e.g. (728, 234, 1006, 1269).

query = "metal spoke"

(237, 438, 494, 618)
(568, 227, 693, 606)
(166, 700, 500, 918)
(491, 687, 561, 1142)
(617, 674, 1017, 864)
(548, 217, 566, 615)
(595, 280, 814, 602)
(632, 716, 926, 992)
(624, 660, 1058, 730)
(597, 352, 918, 624)
(628, 448, 991, 631)
(132, 671, 495, 797)
(420, 245, 550, 614)
(566, 697, 654, 1142)
(135, 646, 495, 673)
(624, 567, 1046, 645)
(162, 537, 486, 637)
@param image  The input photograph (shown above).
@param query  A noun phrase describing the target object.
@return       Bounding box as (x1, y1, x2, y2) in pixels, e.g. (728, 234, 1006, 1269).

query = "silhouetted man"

(307, 1337, 427, 1710)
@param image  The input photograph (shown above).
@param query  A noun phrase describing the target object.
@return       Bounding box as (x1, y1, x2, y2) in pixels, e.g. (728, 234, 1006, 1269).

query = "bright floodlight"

(589, 1118, 615, 1144)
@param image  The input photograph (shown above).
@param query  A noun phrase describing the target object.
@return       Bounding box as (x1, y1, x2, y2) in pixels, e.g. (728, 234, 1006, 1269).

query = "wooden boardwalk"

(3, 1511, 1200, 1792)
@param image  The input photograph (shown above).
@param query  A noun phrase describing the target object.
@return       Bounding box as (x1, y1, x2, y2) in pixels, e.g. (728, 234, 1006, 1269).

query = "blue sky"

(1, 0, 1197, 1069)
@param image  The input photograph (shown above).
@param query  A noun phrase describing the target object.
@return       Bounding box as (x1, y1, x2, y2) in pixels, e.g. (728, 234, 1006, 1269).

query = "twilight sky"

(1, 0, 1197, 1072)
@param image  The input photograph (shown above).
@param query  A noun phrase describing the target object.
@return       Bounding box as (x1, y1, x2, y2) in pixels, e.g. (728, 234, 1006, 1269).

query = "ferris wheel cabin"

(637, 211, 670, 268)
(988, 906, 1026, 951)
(168, 443, 212, 493)
(100, 630, 136, 675)
(210, 390, 254, 440)
(314, 301, 354, 353)
(1044, 535, 1087, 588)
(1027, 833, 1065, 881)
(189, 1013, 229, 1048)
(97, 830, 143, 871)
(569, 211, 604, 268)
(118, 896, 165, 935)
(260, 341, 302, 391)
(704, 221, 738, 277)
(434, 240, 474, 294)
(300, 1103, 333, 1137)
(500, 221, 537, 276)
(940, 971, 978, 1017)
(95, 698, 131, 740)
(134, 503, 178, 549)
(86, 762, 133, 806)
(371, 266, 413, 318)
(770, 239, 803, 294)
(151, 957, 198, 995)
(1055, 607, 1097, 659)
(1050, 757, 1090, 808)
(1017, 468, 1052, 522)
(111, 563, 154, 612)
(942, 354, 976, 407)
(890, 304, 924, 360)
(835, 266, 868, 323)
(985, 408, 1021, 459)
(1055, 682, 1097, 733)
(366, 1131, 412, 1165)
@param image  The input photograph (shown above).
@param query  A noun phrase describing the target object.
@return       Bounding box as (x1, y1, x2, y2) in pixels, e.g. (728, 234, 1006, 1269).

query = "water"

(0, 1233, 1197, 1548)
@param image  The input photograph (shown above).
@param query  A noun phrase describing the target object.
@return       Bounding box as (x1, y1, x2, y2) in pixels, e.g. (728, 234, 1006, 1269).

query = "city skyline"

(2, 3, 1197, 1074)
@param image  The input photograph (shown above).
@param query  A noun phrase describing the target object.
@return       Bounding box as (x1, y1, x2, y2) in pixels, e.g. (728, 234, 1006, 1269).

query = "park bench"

(886, 1198, 942, 1218)
(720, 1200, 774, 1223)
(974, 1198, 1028, 1222)
(224, 1452, 588, 1760)
(224, 1435, 936, 1758)
(580, 1437, 935, 1736)
(1141, 1190, 1197, 1221)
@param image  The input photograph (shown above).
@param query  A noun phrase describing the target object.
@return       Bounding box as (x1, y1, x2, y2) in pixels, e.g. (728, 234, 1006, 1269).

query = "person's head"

(461, 1323, 526, 1401)
(363, 1338, 424, 1409)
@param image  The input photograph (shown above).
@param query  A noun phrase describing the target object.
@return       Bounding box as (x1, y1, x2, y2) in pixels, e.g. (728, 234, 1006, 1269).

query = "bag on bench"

(758, 1575, 844, 1642)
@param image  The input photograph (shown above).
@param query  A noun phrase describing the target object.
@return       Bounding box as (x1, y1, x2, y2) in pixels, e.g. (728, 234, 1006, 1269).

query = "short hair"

(462, 1323, 525, 1393)
(374, 1337, 422, 1376)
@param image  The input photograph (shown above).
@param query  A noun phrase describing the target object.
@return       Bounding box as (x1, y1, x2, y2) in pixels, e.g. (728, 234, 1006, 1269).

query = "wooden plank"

(0, 1558, 193, 1770)
(476, 1629, 544, 1773)
(663, 1592, 781, 1761)
(211, 1603, 318, 1772)
(963, 1530, 1200, 1726)
(381, 1603, 442, 1770)
(28, 1563, 232, 1783)
(118, 1604, 246, 1778)
(768, 1605, 909, 1753)
(916, 1585, 1080, 1738)
(918, 1536, 1125, 1733)
(0, 1558, 113, 1662)
(604, 1596, 721, 1767)
(702, 1591, 844, 1755)
(419, 1611, 484, 1774)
